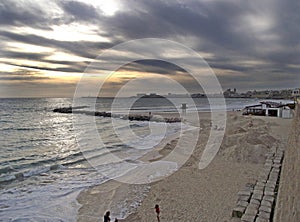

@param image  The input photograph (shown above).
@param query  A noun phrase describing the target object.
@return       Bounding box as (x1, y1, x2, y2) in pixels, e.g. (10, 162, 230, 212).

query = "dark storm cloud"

(0, 0, 101, 28)
(120, 60, 185, 75)
(272, 0, 300, 46)
(0, 1, 47, 28)
(44, 59, 90, 70)
(102, 0, 254, 51)
(1, 51, 51, 60)
(96, 0, 300, 88)
(60, 1, 100, 21)
(4, 63, 83, 73)
(0, 30, 116, 59)
(207, 60, 253, 73)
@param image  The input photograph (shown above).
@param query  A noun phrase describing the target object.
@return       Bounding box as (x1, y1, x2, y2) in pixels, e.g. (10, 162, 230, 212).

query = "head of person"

(155, 204, 159, 209)
(105, 211, 110, 216)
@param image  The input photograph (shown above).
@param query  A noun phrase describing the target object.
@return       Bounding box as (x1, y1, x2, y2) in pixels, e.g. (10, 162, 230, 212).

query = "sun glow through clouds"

(85, 0, 120, 16)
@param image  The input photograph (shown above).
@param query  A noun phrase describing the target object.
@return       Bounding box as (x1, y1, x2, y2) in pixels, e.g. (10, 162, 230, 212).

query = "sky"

(0, 0, 299, 97)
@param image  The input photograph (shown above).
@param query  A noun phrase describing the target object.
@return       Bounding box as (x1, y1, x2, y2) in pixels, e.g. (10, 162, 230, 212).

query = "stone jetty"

(232, 144, 284, 222)
(53, 107, 181, 123)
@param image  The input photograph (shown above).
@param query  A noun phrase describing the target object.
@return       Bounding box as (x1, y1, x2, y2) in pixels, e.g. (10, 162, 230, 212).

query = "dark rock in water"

(53, 107, 181, 123)
(53, 107, 72, 113)
(53, 106, 89, 113)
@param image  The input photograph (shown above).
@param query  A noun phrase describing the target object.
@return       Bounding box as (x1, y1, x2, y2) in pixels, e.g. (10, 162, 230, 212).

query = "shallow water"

(0, 98, 186, 221)
(0, 97, 265, 221)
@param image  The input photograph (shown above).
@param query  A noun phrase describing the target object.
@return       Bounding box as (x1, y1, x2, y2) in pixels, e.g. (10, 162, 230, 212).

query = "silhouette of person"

(155, 204, 160, 222)
(104, 211, 111, 222)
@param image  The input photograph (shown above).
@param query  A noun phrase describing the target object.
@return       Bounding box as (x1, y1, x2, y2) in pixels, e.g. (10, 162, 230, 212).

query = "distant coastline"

(81, 87, 300, 100)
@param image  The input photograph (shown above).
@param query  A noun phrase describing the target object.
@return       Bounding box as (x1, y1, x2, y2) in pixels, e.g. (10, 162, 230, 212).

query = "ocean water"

(0, 97, 264, 221)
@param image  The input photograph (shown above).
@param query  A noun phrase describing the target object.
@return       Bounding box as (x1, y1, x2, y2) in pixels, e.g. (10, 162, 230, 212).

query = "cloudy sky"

(0, 0, 299, 97)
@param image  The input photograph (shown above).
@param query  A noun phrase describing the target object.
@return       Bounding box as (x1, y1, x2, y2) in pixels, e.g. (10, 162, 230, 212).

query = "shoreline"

(76, 111, 292, 221)
(76, 111, 193, 221)
(76, 111, 203, 221)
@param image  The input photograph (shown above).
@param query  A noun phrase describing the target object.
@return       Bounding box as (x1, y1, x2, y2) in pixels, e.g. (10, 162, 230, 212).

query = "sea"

(0, 97, 290, 221)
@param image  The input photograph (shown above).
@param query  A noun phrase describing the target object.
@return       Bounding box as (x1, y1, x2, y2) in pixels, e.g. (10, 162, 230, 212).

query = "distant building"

(292, 88, 300, 98)
(137, 93, 164, 98)
(223, 88, 239, 98)
(252, 90, 271, 99)
(279, 89, 293, 99)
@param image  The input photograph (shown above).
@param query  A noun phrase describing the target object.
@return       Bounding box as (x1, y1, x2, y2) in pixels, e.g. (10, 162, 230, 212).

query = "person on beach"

(104, 211, 111, 222)
(155, 204, 160, 222)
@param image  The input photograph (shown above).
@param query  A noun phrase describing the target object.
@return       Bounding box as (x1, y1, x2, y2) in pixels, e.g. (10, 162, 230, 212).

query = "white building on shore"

(243, 101, 294, 118)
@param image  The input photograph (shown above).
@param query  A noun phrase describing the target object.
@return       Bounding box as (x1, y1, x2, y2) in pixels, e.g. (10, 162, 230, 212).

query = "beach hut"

(243, 101, 294, 118)
(261, 102, 281, 117)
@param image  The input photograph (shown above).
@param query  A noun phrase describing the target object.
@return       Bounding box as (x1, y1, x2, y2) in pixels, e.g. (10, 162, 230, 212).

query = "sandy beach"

(76, 111, 292, 222)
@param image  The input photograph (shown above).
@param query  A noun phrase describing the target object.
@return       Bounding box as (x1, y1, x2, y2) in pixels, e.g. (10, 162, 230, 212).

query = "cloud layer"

(0, 0, 299, 97)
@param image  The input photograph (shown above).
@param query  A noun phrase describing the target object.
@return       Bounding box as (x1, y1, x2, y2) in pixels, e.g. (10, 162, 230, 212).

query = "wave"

(0, 174, 16, 183)
(16, 127, 40, 131)
(0, 147, 115, 184)
(0, 151, 87, 183)
(0, 164, 65, 184)
(5, 157, 59, 171)
(0, 148, 123, 184)
(61, 156, 87, 167)
(1, 127, 40, 131)
(0, 120, 13, 123)
(0, 165, 15, 175)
